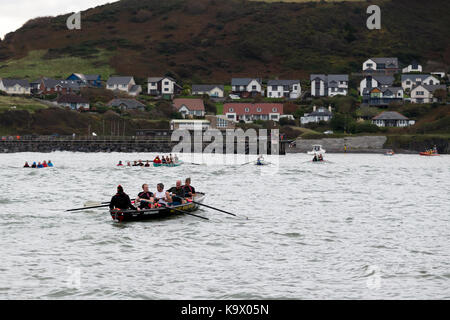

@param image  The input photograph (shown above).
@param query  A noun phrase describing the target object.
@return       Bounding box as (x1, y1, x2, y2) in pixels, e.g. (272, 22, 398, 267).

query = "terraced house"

(310, 75, 348, 97)
(223, 103, 283, 123)
(106, 76, 142, 96)
(267, 80, 301, 99)
(0, 79, 31, 95)
(231, 78, 263, 97)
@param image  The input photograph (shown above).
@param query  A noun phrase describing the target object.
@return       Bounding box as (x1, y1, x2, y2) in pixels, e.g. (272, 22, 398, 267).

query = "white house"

(223, 103, 283, 123)
(362, 87, 404, 106)
(300, 106, 333, 125)
(106, 76, 142, 96)
(363, 57, 399, 73)
(401, 74, 440, 91)
(410, 85, 447, 104)
(0, 79, 31, 95)
(359, 75, 394, 96)
(310, 75, 348, 97)
(148, 77, 182, 97)
(192, 84, 224, 98)
(402, 62, 422, 73)
(267, 80, 301, 99)
(372, 111, 415, 127)
(231, 78, 263, 97)
(173, 98, 205, 118)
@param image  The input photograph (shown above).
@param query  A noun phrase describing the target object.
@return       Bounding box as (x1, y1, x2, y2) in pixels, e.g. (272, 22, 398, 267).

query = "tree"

(433, 89, 447, 103)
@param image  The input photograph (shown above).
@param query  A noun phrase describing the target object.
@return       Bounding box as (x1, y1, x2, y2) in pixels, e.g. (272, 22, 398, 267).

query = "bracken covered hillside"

(0, 0, 449, 82)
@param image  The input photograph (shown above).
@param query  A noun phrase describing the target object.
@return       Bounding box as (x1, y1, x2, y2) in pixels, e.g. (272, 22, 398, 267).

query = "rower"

(161, 157, 166, 164)
(31, 162, 37, 168)
(132, 161, 138, 166)
(257, 155, 264, 165)
(127, 161, 131, 166)
(48, 160, 54, 167)
(174, 154, 179, 163)
(109, 185, 137, 211)
(144, 160, 150, 167)
(313, 154, 318, 162)
(167, 180, 187, 205)
(43, 161, 48, 168)
(37, 162, 43, 168)
(183, 178, 196, 199)
(154, 183, 172, 206)
(138, 160, 144, 166)
(24, 162, 30, 168)
(136, 184, 155, 209)
(318, 154, 323, 162)
(154, 155, 161, 164)
(117, 161, 123, 166)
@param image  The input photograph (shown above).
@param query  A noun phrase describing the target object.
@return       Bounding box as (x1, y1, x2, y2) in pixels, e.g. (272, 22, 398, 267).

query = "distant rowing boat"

(153, 161, 183, 167)
(110, 193, 206, 222)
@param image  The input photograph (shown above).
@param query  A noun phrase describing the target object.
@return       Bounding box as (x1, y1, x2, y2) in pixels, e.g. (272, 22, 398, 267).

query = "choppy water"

(0, 152, 449, 299)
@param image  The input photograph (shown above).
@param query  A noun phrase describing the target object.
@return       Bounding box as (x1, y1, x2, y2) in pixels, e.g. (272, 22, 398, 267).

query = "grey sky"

(0, 0, 119, 39)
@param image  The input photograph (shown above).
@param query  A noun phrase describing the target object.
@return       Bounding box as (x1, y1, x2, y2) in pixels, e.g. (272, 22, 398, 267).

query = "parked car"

(324, 130, 334, 135)
(229, 94, 240, 100)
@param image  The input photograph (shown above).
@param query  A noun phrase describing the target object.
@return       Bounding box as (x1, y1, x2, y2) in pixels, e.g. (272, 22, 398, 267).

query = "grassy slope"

(0, 50, 115, 80)
(0, 96, 48, 113)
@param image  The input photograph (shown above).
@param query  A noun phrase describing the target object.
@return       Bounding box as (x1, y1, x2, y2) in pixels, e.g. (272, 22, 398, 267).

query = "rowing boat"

(110, 192, 206, 222)
(153, 161, 183, 167)
(420, 152, 439, 157)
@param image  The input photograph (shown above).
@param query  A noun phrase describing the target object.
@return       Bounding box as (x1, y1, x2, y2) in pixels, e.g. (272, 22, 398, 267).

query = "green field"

(0, 96, 48, 113)
(0, 50, 115, 80)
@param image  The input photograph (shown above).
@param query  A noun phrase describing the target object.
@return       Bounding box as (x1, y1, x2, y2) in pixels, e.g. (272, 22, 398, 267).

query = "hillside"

(0, 0, 449, 83)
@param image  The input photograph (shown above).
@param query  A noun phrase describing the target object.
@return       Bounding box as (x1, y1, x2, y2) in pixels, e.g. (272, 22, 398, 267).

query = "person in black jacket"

(136, 184, 154, 209)
(183, 178, 196, 198)
(109, 185, 136, 211)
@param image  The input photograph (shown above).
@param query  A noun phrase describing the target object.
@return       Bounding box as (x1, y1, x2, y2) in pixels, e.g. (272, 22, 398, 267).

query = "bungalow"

(173, 98, 205, 118)
(0, 79, 31, 95)
(402, 61, 422, 73)
(39, 78, 81, 95)
(223, 103, 283, 123)
(372, 111, 415, 127)
(300, 106, 333, 125)
(106, 76, 142, 96)
(231, 78, 263, 97)
(107, 98, 146, 110)
(401, 74, 440, 91)
(67, 73, 102, 88)
(267, 80, 301, 99)
(310, 75, 348, 97)
(192, 84, 224, 98)
(410, 85, 447, 104)
(57, 94, 90, 111)
(363, 57, 399, 74)
(359, 75, 395, 96)
(147, 77, 182, 98)
(362, 87, 404, 106)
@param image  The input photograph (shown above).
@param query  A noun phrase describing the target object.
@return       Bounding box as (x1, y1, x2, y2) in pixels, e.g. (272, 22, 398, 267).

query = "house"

(223, 103, 283, 123)
(231, 78, 263, 97)
(106, 76, 142, 96)
(363, 57, 399, 74)
(39, 78, 81, 95)
(362, 87, 404, 106)
(192, 85, 224, 98)
(173, 98, 205, 118)
(430, 71, 447, 79)
(67, 73, 102, 88)
(147, 77, 182, 98)
(0, 79, 31, 95)
(107, 98, 146, 110)
(401, 74, 440, 91)
(359, 75, 395, 96)
(300, 106, 333, 125)
(310, 75, 348, 97)
(410, 85, 447, 104)
(402, 62, 422, 73)
(267, 80, 301, 99)
(57, 94, 90, 110)
(372, 111, 415, 127)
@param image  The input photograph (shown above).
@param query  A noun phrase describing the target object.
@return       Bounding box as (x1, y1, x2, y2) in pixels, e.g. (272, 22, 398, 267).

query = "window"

(406, 81, 411, 85)
(257, 108, 262, 112)
(269, 92, 272, 97)
(252, 85, 257, 90)
(229, 108, 234, 112)
(272, 108, 278, 112)
(272, 85, 277, 90)
(164, 88, 169, 92)
(164, 81, 169, 85)
(244, 108, 249, 112)
(293, 85, 297, 90)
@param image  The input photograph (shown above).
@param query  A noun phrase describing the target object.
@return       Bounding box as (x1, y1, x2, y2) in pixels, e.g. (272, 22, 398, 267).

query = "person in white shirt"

(154, 183, 172, 206)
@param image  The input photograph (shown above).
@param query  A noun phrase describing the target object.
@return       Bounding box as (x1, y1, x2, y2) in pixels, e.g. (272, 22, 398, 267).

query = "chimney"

(313, 105, 317, 112)
(328, 105, 332, 112)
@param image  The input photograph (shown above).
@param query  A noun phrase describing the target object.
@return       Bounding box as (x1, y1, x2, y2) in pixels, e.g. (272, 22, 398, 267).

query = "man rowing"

(167, 180, 187, 205)
(183, 178, 196, 198)
(24, 162, 30, 168)
(136, 184, 155, 210)
(154, 183, 172, 206)
(109, 185, 137, 211)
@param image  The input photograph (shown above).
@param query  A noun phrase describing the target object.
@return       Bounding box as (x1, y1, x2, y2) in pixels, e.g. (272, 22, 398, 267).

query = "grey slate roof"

(108, 99, 146, 109)
(401, 74, 436, 82)
(2, 79, 30, 88)
(192, 84, 225, 92)
(310, 75, 348, 87)
(267, 80, 300, 86)
(147, 76, 176, 83)
(307, 107, 333, 117)
(362, 86, 402, 95)
(370, 57, 399, 68)
(42, 78, 81, 90)
(107, 76, 133, 86)
(310, 74, 327, 81)
(373, 111, 408, 120)
(231, 78, 262, 86)
(372, 76, 395, 85)
(414, 84, 447, 92)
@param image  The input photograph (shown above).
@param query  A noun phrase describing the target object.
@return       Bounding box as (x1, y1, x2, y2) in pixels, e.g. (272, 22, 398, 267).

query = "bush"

(354, 122, 379, 134)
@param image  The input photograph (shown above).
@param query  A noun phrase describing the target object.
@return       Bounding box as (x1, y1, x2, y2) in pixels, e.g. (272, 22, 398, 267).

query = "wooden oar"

(169, 207, 209, 220)
(189, 200, 247, 219)
(67, 204, 110, 212)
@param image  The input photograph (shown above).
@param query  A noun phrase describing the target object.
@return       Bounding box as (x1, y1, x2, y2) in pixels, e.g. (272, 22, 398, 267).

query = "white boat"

(307, 145, 326, 155)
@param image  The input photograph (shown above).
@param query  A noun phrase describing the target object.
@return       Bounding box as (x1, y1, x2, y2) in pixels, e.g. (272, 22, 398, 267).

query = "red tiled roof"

(223, 103, 283, 115)
(173, 98, 205, 111)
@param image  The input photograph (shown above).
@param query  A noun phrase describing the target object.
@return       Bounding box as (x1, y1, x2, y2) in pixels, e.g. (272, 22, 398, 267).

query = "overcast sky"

(0, 0, 119, 39)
